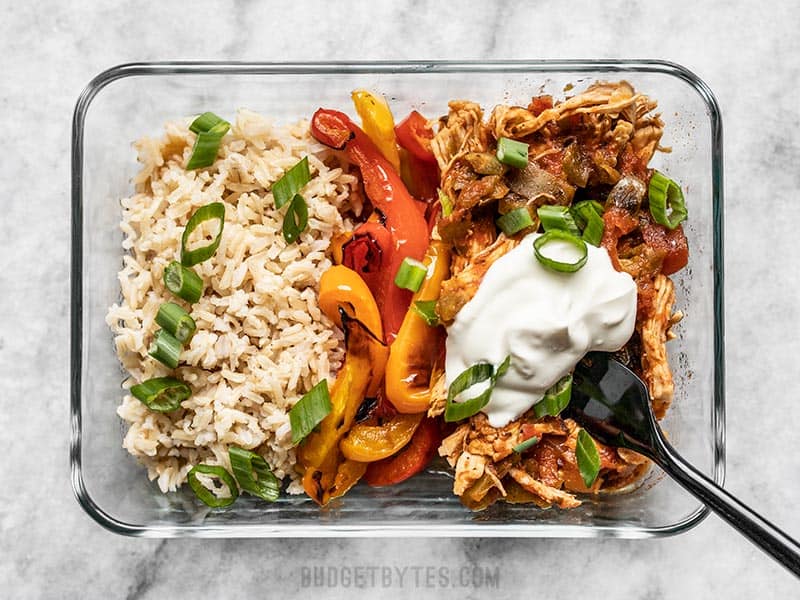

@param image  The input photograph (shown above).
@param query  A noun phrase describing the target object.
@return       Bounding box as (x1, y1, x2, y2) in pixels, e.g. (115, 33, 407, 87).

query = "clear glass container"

(71, 61, 724, 537)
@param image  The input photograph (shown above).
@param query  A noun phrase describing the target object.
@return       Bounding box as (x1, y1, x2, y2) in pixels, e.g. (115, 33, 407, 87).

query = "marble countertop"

(2, 0, 799, 597)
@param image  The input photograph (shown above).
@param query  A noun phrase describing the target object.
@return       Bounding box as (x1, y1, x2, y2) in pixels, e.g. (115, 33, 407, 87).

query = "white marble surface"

(2, 0, 800, 597)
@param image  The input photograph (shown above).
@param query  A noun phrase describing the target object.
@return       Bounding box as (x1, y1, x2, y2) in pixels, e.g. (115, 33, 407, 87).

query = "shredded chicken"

(488, 81, 643, 140)
(436, 235, 518, 323)
(432, 101, 491, 172)
(640, 273, 676, 418)
(508, 467, 581, 509)
(428, 81, 682, 511)
(453, 452, 488, 495)
(427, 370, 447, 418)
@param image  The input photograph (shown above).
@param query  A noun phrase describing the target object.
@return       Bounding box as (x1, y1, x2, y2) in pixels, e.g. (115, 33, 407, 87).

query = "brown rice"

(106, 109, 357, 494)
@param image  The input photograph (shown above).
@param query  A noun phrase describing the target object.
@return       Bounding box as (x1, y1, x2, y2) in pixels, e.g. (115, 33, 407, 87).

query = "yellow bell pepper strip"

(351, 89, 401, 173)
(297, 314, 375, 506)
(385, 240, 451, 413)
(330, 231, 353, 265)
(318, 264, 388, 397)
(339, 412, 423, 463)
(325, 459, 368, 504)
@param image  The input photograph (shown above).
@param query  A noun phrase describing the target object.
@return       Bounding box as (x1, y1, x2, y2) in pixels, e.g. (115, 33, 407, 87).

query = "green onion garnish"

(571, 200, 605, 246)
(533, 230, 588, 273)
(189, 112, 227, 134)
(130, 376, 191, 412)
(445, 356, 511, 423)
(438, 189, 454, 217)
(496, 137, 529, 169)
(181, 202, 225, 267)
(537, 205, 581, 236)
(164, 261, 204, 304)
(229, 446, 280, 502)
(155, 302, 196, 344)
(187, 464, 239, 508)
(512, 436, 540, 454)
(186, 113, 230, 170)
(576, 429, 601, 488)
(282, 194, 308, 244)
(394, 257, 428, 292)
(148, 329, 182, 369)
(533, 374, 573, 418)
(273, 157, 311, 209)
(648, 170, 687, 229)
(289, 380, 332, 445)
(412, 300, 439, 326)
(496, 207, 534, 236)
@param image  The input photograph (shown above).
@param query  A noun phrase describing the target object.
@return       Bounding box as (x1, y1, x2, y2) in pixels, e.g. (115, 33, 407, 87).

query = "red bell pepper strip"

(395, 110, 437, 164)
(363, 417, 441, 486)
(311, 109, 429, 342)
(341, 220, 393, 299)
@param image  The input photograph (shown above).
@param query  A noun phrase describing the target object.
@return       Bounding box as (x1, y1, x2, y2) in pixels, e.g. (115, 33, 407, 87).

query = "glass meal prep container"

(71, 60, 724, 537)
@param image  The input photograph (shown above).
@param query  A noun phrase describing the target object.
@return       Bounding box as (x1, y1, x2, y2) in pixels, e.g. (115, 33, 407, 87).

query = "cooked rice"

(106, 109, 357, 494)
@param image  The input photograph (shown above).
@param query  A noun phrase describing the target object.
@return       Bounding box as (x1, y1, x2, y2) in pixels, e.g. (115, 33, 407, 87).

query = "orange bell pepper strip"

(363, 417, 442, 487)
(339, 412, 423, 463)
(297, 316, 376, 505)
(318, 265, 388, 398)
(384, 240, 451, 413)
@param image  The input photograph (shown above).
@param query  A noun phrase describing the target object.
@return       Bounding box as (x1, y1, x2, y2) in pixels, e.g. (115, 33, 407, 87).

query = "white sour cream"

(445, 232, 637, 428)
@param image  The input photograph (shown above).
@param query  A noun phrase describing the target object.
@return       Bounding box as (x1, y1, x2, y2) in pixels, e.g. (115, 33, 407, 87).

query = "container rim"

(71, 59, 724, 538)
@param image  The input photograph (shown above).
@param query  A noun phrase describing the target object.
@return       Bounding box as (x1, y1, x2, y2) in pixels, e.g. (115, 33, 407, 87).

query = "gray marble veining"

(2, 0, 799, 597)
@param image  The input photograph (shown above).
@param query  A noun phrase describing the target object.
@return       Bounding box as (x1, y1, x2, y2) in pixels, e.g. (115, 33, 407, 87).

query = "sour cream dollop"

(445, 232, 637, 428)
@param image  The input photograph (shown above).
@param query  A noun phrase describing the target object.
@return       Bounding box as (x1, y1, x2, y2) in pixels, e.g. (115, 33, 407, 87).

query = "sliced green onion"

(537, 205, 581, 236)
(130, 376, 191, 412)
(576, 429, 601, 487)
(290, 380, 332, 444)
(648, 170, 687, 229)
(394, 257, 428, 292)
(187, 464, 239, 508)
(533, 230, 588, 273)
(273, 157, 311, 209)
(496, 137, 529, 169)
(571, 200, 605, 246)
(229, 446, 280, 502)
(164, 261, 204, 304)
(412, 300, 439, 326)
(438, 189, 453, 217)
(181, 202, 225, 266)
(496, 207, 534, 236)
(186, 117, 230, 171)
(156, 302, 196, 344)
(282, 193, 308, 244)
(533, 374, 573, 418)
(513, 436, 540, 454)
(148, 329, 182, 369)
(189, 112, 227, 135)
(445, 355, 511, 423)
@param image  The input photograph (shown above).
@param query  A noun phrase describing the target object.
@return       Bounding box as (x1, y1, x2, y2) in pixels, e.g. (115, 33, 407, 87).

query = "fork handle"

(652, 437, 800, 578)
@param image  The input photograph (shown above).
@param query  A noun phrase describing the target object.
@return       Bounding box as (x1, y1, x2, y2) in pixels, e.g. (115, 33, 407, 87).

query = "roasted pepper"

(311, 108, 429, 342)
(395, 110, 437, 164)
(363, 417, 441, 487)
(351, 89, 401, 173)
(339, 412, 423, 462)
(318, 265, 388, 397)
(330, 231, 353, 265)
(385, 240, 451, 413)
(297, 316, 376, 505)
